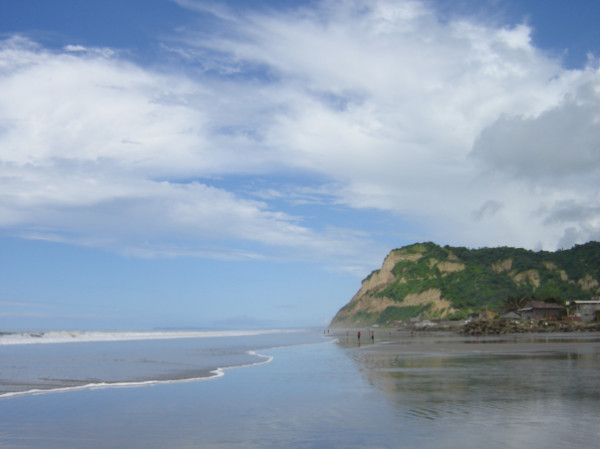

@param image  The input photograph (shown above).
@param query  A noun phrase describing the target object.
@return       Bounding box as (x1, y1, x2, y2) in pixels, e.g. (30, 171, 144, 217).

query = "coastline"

(2, 329, 599, 448)
(329, 318, 600, 339)
(327, 326, 600, 354)
(0, 351, 275, 400)
(0, 330, 321, 399)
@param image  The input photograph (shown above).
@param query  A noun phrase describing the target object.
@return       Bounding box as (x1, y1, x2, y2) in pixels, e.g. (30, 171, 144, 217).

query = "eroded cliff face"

(331, 252, 405, 326)
(330, 245, 458, 327)
(354, 250, 421, 297)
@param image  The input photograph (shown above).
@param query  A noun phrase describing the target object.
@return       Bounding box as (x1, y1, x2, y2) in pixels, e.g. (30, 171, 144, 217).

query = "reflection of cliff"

(341, 336, 600, 420)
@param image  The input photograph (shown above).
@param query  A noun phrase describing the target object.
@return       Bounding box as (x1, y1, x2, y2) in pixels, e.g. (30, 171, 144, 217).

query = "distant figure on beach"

(357, 331, 361, 341)
(371, 332, 374, 343)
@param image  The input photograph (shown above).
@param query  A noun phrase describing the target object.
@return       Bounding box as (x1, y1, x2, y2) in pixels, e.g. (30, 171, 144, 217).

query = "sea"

(1, 329, 599, 448)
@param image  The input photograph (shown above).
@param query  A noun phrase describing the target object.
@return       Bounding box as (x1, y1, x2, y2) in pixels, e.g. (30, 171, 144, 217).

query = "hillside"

(330, 241, 600, 327)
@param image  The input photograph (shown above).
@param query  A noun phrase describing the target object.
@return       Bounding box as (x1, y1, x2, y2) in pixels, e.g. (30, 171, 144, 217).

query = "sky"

(0, 0, 599, 331)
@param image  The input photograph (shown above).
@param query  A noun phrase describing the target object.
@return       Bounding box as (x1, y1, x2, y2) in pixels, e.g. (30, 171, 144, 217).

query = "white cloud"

(177, 0, 599, 250)
(0, 36, 367, 264)
(1, 0, 599, 270)
(472, 78, 600, 180)
(63, 44, 115, 58)
(0, 48, 205, 174)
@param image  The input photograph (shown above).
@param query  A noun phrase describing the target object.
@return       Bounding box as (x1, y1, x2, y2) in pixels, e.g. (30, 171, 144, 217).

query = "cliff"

(330, 241, 600, 327)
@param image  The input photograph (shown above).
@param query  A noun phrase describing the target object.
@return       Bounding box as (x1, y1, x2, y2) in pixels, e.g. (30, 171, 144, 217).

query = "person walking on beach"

(357, 331, 361, 341)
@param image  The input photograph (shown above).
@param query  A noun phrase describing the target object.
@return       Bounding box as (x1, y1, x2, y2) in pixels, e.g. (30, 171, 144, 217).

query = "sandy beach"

(330, 327, 600, 356)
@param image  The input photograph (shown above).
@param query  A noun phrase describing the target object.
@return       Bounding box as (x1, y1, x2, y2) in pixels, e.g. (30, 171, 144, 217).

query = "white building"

(568, 299, 600, 322)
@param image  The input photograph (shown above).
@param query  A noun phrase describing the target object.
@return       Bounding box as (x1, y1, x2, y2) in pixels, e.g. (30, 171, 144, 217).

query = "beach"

(331, 326, 600, 353)
(1, 329, 599, 448)
(0, 331, 404, 448)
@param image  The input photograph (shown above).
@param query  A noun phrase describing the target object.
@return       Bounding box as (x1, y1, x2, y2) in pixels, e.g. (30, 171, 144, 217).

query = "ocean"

(1, 329, 599, 448)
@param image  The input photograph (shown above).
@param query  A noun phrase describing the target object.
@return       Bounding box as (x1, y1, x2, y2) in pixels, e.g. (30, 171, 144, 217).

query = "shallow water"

(0, 330, 319, 396)
(342, 332, 600, 448)
(0, 332, 400, 448)
(1, 331, 599, 448)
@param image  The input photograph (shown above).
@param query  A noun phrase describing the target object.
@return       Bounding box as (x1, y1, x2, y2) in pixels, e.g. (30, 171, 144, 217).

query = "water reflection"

(339, 332, 600, 446)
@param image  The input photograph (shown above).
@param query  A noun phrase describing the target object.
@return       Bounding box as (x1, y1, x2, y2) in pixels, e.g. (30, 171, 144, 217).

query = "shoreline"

(0, 349, 275, 400)
(329, 319, 600, 337)
(327, 326, 600, 353)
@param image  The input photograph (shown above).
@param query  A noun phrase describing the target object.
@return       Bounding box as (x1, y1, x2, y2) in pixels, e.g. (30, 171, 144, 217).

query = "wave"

(0, 329, 299, 345)
(0, 350, 274, 399)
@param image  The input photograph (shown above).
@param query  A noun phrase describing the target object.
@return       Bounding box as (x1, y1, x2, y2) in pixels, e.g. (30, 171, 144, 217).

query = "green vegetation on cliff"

(330, 241, 600, 327)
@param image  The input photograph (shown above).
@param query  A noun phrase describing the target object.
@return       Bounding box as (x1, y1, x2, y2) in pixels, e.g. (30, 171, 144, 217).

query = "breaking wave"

(0, 329, 297, 345)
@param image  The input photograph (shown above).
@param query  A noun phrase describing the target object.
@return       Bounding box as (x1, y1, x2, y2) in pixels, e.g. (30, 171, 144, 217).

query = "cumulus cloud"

(1, 0, 599, 268)
(174, 0, 599, 249)
(471, 80, 600, 180)
(0, 36, 359, 263)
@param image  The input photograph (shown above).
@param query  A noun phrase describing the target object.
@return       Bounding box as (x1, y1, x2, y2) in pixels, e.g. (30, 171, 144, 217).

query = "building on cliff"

(517, 301, 564, 321)
(568, 299, 600, 322)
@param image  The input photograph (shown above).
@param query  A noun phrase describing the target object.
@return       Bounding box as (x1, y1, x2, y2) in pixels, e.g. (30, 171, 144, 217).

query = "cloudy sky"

(1, 0, 599, 330)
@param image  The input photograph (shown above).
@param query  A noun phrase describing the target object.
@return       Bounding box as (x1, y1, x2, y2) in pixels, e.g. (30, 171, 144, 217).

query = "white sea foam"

(0, 329, 297, 345)
(0, 350, 274, 399)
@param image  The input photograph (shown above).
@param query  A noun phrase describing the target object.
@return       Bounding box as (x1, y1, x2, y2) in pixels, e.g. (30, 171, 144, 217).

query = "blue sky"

(1, 0, 599, 331)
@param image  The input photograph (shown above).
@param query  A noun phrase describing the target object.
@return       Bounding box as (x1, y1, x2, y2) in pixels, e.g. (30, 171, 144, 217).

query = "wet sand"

(329, 327, 600, 356)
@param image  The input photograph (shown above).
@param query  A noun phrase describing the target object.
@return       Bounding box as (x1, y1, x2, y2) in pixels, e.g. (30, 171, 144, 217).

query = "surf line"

(0, 351, 274, 400)
(0, 329, 298, 346)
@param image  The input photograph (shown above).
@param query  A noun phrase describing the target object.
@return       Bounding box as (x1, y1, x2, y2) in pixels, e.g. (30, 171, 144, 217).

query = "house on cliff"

(568, 299, 600, 322)
(517, 301, 564, 320)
